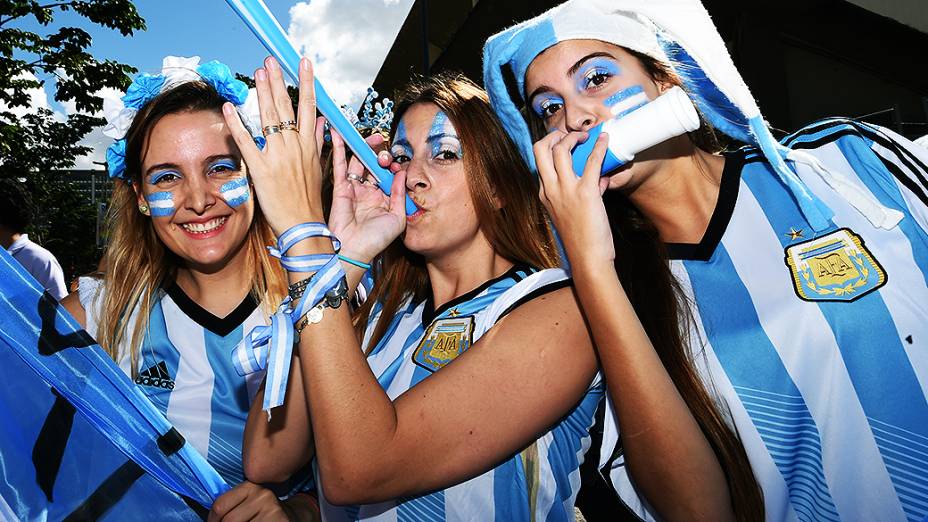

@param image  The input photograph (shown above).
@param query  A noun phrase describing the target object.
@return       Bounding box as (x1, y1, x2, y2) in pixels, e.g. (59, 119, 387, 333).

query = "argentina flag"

(0, 247, 229, 520)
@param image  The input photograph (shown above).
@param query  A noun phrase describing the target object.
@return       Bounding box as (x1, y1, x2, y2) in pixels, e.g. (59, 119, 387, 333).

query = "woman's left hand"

(223, 56, 324, 237)
(534, 129, 615, 267)
(327, 126, 407, 266)
(208, 482, 290, 522)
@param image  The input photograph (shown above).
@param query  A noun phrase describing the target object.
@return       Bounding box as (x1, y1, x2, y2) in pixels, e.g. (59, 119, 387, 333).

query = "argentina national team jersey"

(317, 265, 605, 522)
(599, 120, 928, 522)
(80, 278, 268, 486)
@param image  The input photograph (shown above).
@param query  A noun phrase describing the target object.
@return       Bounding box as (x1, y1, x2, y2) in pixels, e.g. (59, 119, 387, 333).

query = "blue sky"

(17, 1, 294, 79)
(10, 0, 415, 169)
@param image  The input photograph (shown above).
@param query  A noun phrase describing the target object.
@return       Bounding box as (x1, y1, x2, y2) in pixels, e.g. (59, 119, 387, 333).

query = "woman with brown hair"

(214, 50, 744, 519)
(485, 0, 928, 520)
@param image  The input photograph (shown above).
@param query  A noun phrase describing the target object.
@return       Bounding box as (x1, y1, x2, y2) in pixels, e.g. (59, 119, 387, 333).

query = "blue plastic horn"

(225, 0, 417, 215)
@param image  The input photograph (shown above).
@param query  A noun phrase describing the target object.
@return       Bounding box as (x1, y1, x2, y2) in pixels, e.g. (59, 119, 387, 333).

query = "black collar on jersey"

(665, 148, 750, 261)
(421, 263, 535, 326)
(163, 280, 259, 337)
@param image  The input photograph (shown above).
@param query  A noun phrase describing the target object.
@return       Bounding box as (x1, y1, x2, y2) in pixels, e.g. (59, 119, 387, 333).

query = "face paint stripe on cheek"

(605, 85, 649, 118)
(145, 191, 175, 218)
(220, 177, 250, 208)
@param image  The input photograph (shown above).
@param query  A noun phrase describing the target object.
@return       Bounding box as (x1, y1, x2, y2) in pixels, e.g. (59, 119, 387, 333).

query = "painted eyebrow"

(205, 154, 239, 165)
(145, 163, 181, 177)
(526, 51, 618, 103)
(426, 132, 459, 142)
(145, 154, 238, 176)
(567, 52, 616, 77)
(391, 138, 412, 148)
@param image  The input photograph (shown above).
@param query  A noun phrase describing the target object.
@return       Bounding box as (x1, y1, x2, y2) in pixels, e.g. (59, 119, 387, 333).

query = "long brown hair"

(526, 50, 764, 520)
(96, 82, 287, 375)
(354, 73, 560, 351)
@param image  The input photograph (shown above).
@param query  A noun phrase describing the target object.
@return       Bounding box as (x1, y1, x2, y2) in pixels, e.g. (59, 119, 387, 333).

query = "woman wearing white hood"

(485, 0, 928, 521)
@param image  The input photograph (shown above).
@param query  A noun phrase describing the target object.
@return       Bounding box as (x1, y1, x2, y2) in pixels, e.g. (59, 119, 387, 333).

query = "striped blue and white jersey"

(79, 278, 268, 487)
(317, 265, 605, 522)
(600, 120, 928, 522)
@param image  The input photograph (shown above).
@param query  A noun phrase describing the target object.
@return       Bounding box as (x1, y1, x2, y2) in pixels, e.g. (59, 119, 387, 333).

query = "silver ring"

(346, 173, 362, 182)
(262, 124, 281, 137)
(279, 120, 298, 131)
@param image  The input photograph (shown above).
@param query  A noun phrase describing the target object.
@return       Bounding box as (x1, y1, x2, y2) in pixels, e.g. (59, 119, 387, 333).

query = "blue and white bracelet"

(232, 222, 346, 417)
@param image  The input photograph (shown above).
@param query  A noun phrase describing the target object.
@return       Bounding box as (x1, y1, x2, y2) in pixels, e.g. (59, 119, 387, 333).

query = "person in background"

(0, 178, 68, 300)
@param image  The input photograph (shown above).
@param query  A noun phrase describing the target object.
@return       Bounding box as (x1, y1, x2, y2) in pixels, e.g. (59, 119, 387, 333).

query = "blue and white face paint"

(219, 177, 250, 208)
(578, 56, 649, 118)
(575, 57, 621, 91)
(145, 169, 180, 218)
(532, 94, 565, 120)
(390, 119, 413, 162)
(390, 109, 464, 170)
(604, 85, 649, 118)
(145, 191, 175, 218)
(531, 56, 650, 125)
(426, 111, 463, 161)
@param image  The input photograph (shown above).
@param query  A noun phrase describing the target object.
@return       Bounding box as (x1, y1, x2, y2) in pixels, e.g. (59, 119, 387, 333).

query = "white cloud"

(0, 72, 63, 120)
(5, 3, 417, 169)
(64, 86, 121, 170)
(287, 0, 415, 109)
(1, 72, 111, 170)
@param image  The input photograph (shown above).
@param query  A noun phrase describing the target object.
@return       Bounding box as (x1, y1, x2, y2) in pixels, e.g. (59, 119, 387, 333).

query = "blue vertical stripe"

(742, 160, 928, 520)
(398, 491, 445, 521)
(683, 244, 840, 522)
(545, 385, 602, 520)
(137, 298, 179, 413)
(492, 458, 530, 522)
(204, 324, 250, 486)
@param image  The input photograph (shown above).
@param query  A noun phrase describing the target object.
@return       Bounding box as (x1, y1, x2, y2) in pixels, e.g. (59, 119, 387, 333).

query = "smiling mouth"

(180, 216, 227, 234)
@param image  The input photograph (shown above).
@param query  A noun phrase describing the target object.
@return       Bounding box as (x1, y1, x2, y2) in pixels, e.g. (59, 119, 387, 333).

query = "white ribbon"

(786, 149, 904, 230)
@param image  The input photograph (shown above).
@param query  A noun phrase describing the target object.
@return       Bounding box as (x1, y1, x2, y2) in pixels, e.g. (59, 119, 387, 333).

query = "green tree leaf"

(0, 0, 145, 280)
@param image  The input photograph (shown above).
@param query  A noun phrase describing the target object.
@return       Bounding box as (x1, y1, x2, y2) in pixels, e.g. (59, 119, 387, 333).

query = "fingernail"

(378, 151, 389, 160)
(266, 57, 278, 70)
(256, 69, 267, 81)
(222, 102, 234, 115)
(301, 57, 309, 71)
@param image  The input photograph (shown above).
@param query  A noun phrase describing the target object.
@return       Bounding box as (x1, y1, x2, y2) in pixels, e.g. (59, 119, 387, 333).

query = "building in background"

(373, 0, 928, 140)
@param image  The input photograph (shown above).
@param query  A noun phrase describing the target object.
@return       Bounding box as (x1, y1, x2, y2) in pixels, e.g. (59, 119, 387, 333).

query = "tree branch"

(0, 2, 79, 28)
(36, 2, 78, 11)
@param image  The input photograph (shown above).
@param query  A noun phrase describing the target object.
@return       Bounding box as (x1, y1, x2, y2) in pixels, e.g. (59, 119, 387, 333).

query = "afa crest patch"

(413, 316, 475, 372)
(785, 227, 886, 302)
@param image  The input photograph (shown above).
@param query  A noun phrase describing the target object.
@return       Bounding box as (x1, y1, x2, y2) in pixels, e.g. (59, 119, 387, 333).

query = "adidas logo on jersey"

(136, 361, 175, 390)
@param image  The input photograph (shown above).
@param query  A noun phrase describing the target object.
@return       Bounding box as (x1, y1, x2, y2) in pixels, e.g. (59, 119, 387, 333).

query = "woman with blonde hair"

(61, 56, 315, 519)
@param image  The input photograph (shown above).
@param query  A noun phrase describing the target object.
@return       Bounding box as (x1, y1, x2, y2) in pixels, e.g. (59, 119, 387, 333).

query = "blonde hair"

(96, 81, 287, 375)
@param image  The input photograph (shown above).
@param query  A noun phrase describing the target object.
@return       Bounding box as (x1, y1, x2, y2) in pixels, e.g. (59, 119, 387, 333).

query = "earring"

(138, 204, 150, 215)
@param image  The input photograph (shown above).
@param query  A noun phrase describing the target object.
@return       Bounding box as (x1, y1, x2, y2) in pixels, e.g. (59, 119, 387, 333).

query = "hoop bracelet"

(337, 254, 372, 271)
